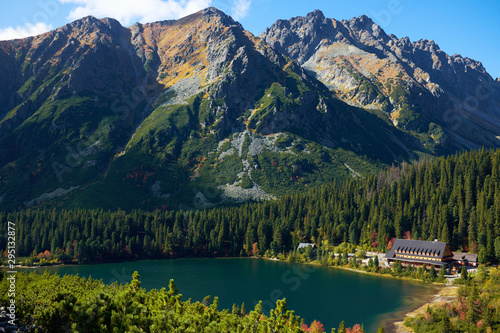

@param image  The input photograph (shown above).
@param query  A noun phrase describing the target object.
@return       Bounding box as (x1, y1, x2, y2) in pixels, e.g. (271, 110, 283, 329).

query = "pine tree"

(338, 321, 346, 333)
(232, 303, 240, 315)
(495, 236, 500, 261)
(438, 266, 446, 282)
(428, 265, 437, 281)
(440, 222, 450, 245)
(241, 302, 247, 316)
(461, 266, 468, 281)
(393, 260, 402, 275)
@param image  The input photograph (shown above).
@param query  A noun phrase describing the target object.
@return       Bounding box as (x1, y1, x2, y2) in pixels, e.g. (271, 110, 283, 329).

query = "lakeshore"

(5, 253, 451, 332)
(392, 286, 459, 333)
(12, 257, 438, 332)
(4, 250, 459, 332)
(260, 255, 451, 332)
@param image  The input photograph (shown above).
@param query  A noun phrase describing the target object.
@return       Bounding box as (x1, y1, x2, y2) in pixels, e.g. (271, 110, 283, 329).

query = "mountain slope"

(0, 8, 496, 211)
(260, 10, 500, 153)
(57, 8, 418, 211)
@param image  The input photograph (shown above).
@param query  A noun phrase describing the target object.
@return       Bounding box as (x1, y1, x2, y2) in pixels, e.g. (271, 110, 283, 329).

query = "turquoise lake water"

(30, 258, 438, 332)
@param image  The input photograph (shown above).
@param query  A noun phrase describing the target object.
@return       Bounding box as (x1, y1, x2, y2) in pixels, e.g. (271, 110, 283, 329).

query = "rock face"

(0, 8, 498, 211)
(260, 10, 500, 151)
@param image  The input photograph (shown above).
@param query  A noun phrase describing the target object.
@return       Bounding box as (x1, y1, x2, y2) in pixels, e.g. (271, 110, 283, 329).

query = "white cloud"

(231, 0, 251, 21)
(0, 22, 53, 41)
(0, 0, 252, 41)
(59, 0, 213, 26)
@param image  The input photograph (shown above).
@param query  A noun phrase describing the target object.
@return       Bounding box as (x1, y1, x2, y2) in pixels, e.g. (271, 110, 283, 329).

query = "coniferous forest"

(2, 148, 500, 265)
(3, 148, 500, 333)
(1, 4, 500, 332)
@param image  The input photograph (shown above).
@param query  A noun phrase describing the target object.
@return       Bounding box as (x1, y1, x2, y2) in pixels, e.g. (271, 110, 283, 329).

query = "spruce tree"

(461, 266, 468, 281)
(429, 265, 437, 281)
(495, 236, 500, 261)
(438, 266, 446, 282)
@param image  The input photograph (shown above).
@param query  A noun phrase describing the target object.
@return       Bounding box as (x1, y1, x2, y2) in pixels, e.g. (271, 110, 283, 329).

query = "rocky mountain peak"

(344, 14, 389, 44)
(260, 10, 500, 152)
(133, 7, 241, 36)
(347, 14, 375, 28)
(306, 9, 326, 21)
(203, 6, 229, 17)
(1, 8, 500, 211)
(60, 15, 123, 36)
(413, 39, 440, 53)
(195, 7, 242, 30)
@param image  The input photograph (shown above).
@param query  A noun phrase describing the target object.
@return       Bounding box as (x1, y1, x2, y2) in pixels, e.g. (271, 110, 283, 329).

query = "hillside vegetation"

(2, 148, 500, 265)
(0, 271, 332, 332)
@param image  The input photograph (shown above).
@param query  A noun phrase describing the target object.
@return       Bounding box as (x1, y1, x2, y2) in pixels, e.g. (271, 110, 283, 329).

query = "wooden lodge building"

(385, 239, 456, 271)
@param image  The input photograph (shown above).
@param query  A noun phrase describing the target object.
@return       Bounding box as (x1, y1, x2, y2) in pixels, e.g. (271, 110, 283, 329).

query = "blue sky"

(1, 0, 499, 78)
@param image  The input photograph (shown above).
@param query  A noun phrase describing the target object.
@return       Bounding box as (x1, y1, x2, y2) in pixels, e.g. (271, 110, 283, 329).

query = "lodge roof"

(385, 239, 454, 263)
(452, 252, 478, 263)
(297, 243, 315, 251)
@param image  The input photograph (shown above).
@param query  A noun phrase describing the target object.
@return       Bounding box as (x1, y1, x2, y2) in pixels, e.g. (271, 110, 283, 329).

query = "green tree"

(241, 302, 247, 316)
(466, 285, 480, 324)
(474, 265, 487, 284)
(202, 295, 212, 306)
(393, 261, 402, 275)
(131, 271, 141, 291)
(440, 316, 452, 333)
(373, 256, 379, 271)
(460, 266, 468, 281)
(438, 266, 445, 282)
(495, 236, 500, 261)
(428, 265, 437, 281)
(270, 240, 279, 257)
(304, 245, 313, 261)
(343, 250, 349, 265)
(338, 321, 346, 333)
(478, 247, 488, 264)
(440, 222, 450, 246)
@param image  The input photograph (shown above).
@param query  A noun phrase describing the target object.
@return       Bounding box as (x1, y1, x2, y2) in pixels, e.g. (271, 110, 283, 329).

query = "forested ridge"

(2, 148, 500, 264)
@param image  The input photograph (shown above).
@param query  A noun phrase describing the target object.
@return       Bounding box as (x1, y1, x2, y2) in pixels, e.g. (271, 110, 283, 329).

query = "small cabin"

(296, 243, 316, 253)
(452, 252, 479, 267)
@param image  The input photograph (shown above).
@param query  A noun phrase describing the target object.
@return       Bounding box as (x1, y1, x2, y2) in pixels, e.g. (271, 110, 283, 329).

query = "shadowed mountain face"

(260, 10, 500, 152)
(0, 8, 497, 211)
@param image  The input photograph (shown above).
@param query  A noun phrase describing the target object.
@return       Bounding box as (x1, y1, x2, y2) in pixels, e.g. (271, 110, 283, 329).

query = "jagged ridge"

(260, 9, 500, 152)
(0, 8, 497, 211)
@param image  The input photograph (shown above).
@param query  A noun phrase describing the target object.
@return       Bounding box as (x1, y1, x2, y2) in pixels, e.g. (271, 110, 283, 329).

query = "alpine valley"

(1, 8, 499, 211)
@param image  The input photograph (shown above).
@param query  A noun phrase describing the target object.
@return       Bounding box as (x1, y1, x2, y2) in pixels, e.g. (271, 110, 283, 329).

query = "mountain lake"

(27, 258, 440, 332)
